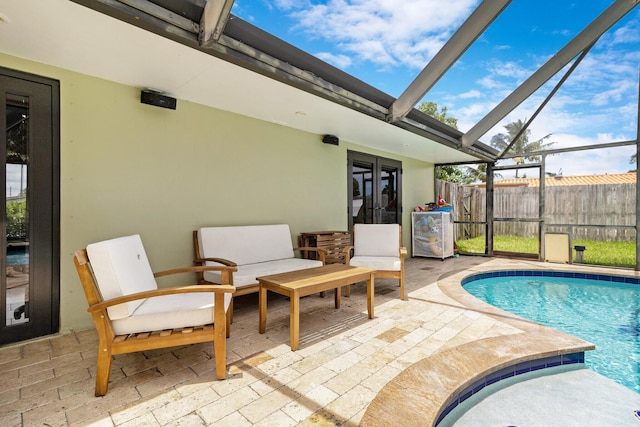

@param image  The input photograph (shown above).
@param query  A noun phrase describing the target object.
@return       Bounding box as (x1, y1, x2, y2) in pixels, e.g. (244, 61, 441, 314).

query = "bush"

(6, 200, 27, 241)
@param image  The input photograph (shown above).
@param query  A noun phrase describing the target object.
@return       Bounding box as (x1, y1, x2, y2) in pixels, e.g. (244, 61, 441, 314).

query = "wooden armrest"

(294, 247, 327, 255)
(400, 247, 407, 256)
(193, 257, 237, 267)
(88, 284, 236, 313)
(343, 245, 354, 263)
(294, 247, 327, 263)
(154, 265, 237, 278)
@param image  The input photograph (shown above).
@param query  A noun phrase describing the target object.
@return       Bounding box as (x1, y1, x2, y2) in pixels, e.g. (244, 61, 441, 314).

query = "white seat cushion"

(86, 234, 157, 320)
(349, 255, 401, 272)
(203, 258, 323, 287)
(353, 224, 400, 257)
(111, 292, 232, 335)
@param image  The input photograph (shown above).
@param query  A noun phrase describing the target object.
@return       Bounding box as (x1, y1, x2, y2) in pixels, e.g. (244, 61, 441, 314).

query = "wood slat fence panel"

(436, 180, 636, 242)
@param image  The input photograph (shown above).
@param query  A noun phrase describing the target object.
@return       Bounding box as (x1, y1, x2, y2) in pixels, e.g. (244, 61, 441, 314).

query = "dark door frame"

(1, 66, 60, 344)
(347, 150, 402, 230)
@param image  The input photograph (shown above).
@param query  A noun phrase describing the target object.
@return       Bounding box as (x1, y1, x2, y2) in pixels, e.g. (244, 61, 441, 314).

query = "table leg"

(367, 273, 374, 319)
(334, 287, 341, 308)
(290, 291, 300, 351)
(259, 284, 267, 334)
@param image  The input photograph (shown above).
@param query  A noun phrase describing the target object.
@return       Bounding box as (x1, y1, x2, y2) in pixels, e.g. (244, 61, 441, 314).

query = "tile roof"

(487, 172, 636, 187)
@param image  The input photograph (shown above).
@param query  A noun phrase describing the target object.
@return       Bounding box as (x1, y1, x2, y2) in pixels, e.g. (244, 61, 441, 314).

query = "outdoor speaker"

(140, 90, 177, 110)
(322, 134, 339, 145)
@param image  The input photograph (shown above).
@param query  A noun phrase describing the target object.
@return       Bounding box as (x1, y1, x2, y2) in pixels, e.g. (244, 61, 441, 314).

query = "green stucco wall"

(1, 53, 434, 334)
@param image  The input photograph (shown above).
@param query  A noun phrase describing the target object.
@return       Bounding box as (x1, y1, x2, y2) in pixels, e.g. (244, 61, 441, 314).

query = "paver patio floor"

(0, 255, 634, 426)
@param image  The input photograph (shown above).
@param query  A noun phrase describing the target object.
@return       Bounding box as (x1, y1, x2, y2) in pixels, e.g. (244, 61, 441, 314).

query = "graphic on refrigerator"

(412, 211, 454, 259)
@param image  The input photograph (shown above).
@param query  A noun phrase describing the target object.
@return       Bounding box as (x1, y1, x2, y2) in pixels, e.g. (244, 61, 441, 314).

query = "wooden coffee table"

(258, 264, 375, 350)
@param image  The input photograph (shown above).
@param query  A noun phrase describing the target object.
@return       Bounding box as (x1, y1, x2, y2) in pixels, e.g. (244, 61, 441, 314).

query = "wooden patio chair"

(73, 234, 236, 396)
(344, 224, 407, 300)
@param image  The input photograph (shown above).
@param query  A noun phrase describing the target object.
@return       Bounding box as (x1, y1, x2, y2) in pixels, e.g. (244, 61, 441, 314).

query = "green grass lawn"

(456, 236, 636, 269)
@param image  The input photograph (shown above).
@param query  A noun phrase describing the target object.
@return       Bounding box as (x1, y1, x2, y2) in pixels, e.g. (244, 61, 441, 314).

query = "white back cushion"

(86, 234, 158, 320)
(198, 224, 295, 265)
(353, 224, 400, 257)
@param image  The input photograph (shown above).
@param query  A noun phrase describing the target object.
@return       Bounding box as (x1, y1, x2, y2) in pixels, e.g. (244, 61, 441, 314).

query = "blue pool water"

(463, 272, 640, 393)
(7, 251, 28, 265)
(7, 252, 28, 265)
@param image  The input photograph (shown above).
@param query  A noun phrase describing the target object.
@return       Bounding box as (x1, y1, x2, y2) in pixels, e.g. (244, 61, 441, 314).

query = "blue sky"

(233, 1, 640, 178)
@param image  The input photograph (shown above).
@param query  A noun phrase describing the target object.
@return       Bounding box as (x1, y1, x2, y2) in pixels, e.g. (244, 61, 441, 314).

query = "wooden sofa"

(193, 224, 327, 312)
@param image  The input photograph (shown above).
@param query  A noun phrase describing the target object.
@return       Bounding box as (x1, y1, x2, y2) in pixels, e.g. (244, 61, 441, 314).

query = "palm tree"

(490, 119, 556, 178)
(464, 163, 487, 183)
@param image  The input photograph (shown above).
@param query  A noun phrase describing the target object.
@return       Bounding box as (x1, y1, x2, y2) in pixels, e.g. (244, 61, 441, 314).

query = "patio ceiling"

(0, 1, 637, 165)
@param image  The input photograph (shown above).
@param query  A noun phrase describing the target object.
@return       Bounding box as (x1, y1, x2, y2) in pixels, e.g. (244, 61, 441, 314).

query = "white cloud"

(287, 0, 480, 69)
(315, 52, 353, 68)
(458, 89, 481, 99)
(476, 75, 502, 89)
(485, 59, 532, 81)
(591, 79, 636, 106)
(543, 139, 636, 176)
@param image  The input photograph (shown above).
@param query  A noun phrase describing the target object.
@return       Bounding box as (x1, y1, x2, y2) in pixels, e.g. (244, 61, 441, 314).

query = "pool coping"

(361, 263, 605, 427)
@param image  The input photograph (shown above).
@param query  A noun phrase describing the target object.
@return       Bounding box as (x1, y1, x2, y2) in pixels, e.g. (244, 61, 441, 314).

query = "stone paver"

(1, 256, 627, 426)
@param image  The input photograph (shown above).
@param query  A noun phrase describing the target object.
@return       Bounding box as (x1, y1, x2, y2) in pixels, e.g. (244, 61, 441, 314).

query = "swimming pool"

(7, 249, 28, 265)
(463, 271, 640, 393)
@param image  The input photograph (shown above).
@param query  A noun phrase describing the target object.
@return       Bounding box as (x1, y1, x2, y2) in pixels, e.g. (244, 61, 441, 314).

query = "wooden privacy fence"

(436, 180, 637, 242)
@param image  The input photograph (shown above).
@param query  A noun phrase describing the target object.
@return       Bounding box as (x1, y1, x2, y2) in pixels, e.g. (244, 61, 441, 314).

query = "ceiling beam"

(497, 42, 595, 159)
(500, 139, 637, 159)
(460, 0, 640, 147)
(386, 0, 511, 123)
(118, 0, 198, 33)
(199, 0, 235, 47)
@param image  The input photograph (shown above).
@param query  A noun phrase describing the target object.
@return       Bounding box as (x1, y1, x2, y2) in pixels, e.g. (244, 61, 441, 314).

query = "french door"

(347, 151, 402, 229)
(1, 68, 59, 345)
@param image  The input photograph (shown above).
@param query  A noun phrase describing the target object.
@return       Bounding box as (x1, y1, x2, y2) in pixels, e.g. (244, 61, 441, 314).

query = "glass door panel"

(380, 165, 400, 224)
(1, 68, 59, 345)
(352, 161, 374, 224)
(348, 151, 402, 229)
(5, 93, 29, 326)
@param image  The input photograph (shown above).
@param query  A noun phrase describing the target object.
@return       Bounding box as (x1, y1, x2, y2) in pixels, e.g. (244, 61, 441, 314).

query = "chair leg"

(214, 294, 227, 380)
(345, 284, 351, 297)
(399, 272, 406, 301)
(229, 298, 235, 324)
(226, 308, 232, 338)
(94, 346, 113, 397)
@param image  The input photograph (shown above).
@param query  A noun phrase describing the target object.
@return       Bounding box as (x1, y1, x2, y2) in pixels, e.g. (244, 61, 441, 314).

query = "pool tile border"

(361, 262, 600, 427)
(461, 270, 640, 285)
(435, 352, 585, 425)
(440, 268, 631, 425)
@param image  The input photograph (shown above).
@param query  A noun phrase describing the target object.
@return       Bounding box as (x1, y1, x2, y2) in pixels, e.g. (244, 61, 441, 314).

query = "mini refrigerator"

(411, 211, 454, 259)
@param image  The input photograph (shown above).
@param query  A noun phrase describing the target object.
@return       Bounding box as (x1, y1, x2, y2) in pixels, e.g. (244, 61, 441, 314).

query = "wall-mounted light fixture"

(140, 89, 177, 110)
(322, 134, 339, 146)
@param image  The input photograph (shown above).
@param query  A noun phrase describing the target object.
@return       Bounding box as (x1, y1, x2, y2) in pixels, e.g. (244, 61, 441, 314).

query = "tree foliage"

(417, 101, 458, 129)
(418, 101, 467, 183)
(436, 165, 466, 184)
(490, 119, 556, 177)
(6, 201, 27, 241)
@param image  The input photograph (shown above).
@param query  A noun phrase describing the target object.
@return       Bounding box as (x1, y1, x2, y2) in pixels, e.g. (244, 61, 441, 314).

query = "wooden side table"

(298, 230, 351, 264)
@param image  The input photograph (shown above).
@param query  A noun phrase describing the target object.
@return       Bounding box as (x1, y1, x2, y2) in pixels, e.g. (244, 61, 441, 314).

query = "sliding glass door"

(1, 68, 59, 345)
(347, 151, 402, 229)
